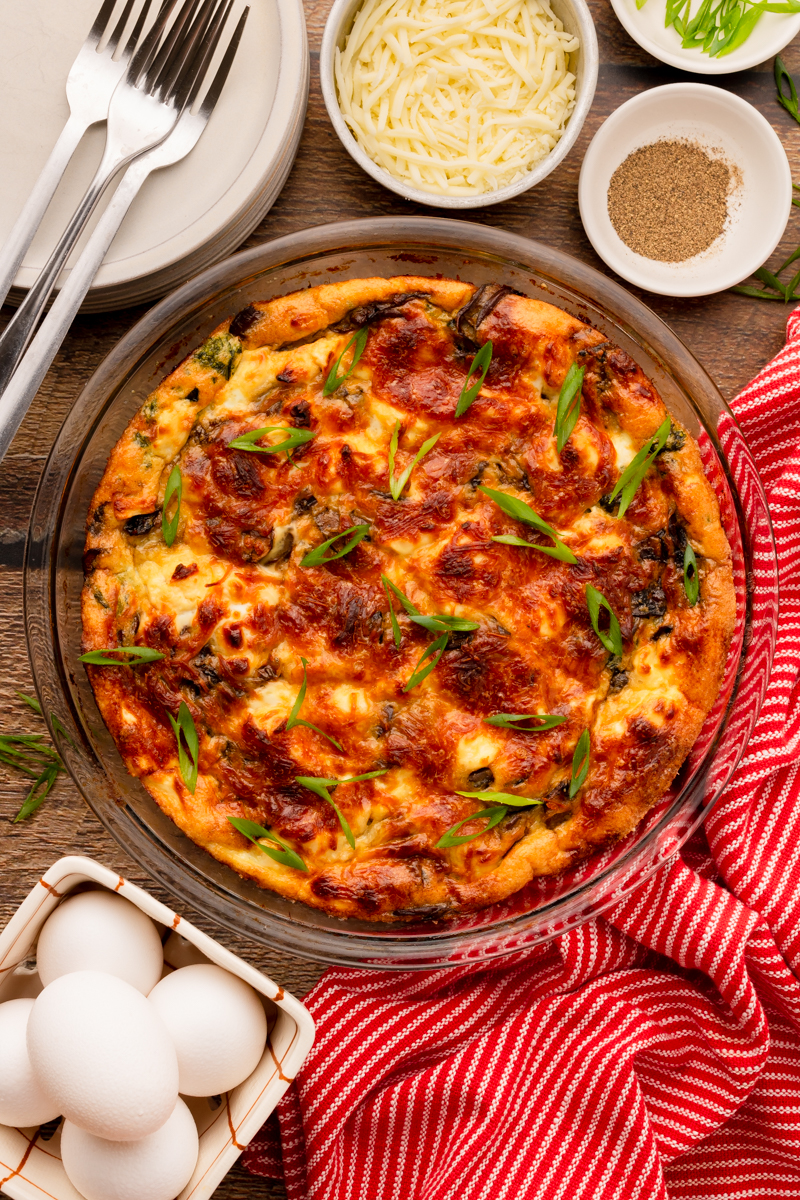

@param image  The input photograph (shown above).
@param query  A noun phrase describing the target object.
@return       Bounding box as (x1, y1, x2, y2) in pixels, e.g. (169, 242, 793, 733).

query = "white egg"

(0, 999, 61, 1127)
(60, 1098, 199, 1200)
(37, 890, 163, 995)
(27, 971, 178, 1140)
(148, 963, 267, 1096)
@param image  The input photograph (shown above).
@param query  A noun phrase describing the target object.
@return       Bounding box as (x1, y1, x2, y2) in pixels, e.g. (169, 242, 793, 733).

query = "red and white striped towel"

(244, 312, 800, 1200)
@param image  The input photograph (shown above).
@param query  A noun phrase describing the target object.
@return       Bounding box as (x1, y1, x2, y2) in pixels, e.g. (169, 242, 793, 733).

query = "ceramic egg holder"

(0, 856, 315, 1200)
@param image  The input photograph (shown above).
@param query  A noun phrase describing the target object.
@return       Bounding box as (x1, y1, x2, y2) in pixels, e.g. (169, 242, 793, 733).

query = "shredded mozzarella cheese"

(335, 0, 579, 196)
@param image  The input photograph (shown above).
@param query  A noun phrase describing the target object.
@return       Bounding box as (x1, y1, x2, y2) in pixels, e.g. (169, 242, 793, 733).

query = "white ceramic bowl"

(578, 84, 792, 299)
(320, 0, 598, 209)
(609, 0, 800, 73)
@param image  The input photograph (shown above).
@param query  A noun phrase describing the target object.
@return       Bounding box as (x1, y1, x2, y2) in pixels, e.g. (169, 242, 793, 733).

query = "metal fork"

(0, 3, 248, 465)
(0, 0, 219, 396)
(0, 0, 156, 311)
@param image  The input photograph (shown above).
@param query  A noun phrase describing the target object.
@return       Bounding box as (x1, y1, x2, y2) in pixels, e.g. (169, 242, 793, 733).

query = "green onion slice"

(285, 658, 343, 750)
(323, 327, 369, 396)
(480, 485, 577, 564)
(456, 788, 545, 807)
(436, 806, 508, 848)
(388, 422, 441, 500)
(295, 770, 388, 849)
(380, 575, 420, 616)
(485, 713, 566, 732)
(161, 465, 182, 547)
(382, 579, 403, 648)
(167, 701, 199, 794)
(683, 543, 699, 606)
(227, 427, 316, 458)
(586, 585, 623, 656)
(554, 363, 585, 453)
(16, 692, 42, 715)
(409, 614, 479, 634)
(301, 524, 369, 568)
(570, 729, 590, 798)
(79, 646, 165, 666)
(14, 762, 61, 823)
(606, 419, 670, 519)
(227, 816, 307, 872)
(455, 341, 493, 418)
(403, 633, 449, 692)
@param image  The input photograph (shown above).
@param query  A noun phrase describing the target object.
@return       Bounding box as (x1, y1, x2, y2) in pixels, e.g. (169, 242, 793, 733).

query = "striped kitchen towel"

(244, 311, 800, 1200)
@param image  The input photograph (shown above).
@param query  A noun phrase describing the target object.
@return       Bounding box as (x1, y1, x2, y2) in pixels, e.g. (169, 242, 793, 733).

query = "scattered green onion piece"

(380, 575, 420, 616)
(456, 789, 545, 807)
(167, 701, 199, 794)
(227, 427, 316, 458)
(455, 341, 493, 418)
(485, 713, 566, 732)
(14, 762, 61, 823)
(301, 524, 370, 568)
(403, 633, 449, 692)
(570, 729, 590, 798)
(228, 816, 307, 872)
(388, 422, 441, 500)
(382, 579, 403, 648)
(16, 692, 42, 715)
(586, 585, 623, 656)
(436, 806, 508, 848)
(409, 614, 480, 634)
(606, 419, 671, 519)
(285, 658, 343, 750)
(554, 364, 585, 453)
(480, 485, 577, 564)
(79, 646, 165, 666)
(295, 770, 388, 849)
(323, 327, 369, 396)
(684, 543, 700, 606)
(161, 465, 182, 547)
(776, 55, 800, 123)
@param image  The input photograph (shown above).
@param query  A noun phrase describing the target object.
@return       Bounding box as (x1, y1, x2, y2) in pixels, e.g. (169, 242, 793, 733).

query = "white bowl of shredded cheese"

(321, 0, 598, 207)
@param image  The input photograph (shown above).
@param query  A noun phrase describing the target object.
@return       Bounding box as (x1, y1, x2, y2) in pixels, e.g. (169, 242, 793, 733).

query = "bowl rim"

(318, 0, 599, 209)
(578, 82, 793, 299)
(608, 0, 800, 73)
(24, 216, 778, 968)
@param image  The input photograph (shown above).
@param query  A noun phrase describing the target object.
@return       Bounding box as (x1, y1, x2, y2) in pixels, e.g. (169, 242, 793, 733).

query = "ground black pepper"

(607, 140, 732, 263)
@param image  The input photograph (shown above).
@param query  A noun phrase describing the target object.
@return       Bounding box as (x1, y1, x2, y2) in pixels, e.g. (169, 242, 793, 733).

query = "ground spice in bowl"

(607, 139, 732, 262)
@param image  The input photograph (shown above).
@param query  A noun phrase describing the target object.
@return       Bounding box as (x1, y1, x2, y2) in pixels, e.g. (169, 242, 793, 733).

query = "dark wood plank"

(2, 3, 799, 1195)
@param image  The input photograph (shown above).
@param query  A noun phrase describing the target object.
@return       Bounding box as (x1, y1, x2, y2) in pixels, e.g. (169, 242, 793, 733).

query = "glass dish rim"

(24, 216, 777, 968)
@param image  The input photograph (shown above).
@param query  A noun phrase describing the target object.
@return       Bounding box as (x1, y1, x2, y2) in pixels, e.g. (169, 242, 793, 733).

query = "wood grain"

(2, 2, 799, 1194)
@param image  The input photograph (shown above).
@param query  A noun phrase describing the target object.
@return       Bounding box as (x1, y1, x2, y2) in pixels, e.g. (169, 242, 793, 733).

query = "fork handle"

(0, 113, 90, 312)
(0, 156, 152, 465)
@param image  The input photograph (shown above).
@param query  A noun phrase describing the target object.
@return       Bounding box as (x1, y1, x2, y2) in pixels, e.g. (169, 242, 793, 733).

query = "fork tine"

(145, 0, 211, 88)
(157, 0, 224, 101)
(180, 0, 234, 108)
(158, 0, 219, 86)
(127, 0, 179, 85)
(195, 6, 248, 115)
(87, 0, 120, 45)
(119, 0, 162, 65)
(104, 0, 136, 56)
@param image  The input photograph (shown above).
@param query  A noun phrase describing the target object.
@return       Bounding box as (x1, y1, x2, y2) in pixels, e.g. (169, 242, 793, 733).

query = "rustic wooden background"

(1, 1, 798, 1194)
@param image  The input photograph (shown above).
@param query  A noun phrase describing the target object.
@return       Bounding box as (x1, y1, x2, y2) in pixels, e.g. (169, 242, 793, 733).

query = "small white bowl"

(0, 856, 315, 1200)
(578, 84, 792, 299)
(609, 0, 800, 73)
(320, 0, 598, 209)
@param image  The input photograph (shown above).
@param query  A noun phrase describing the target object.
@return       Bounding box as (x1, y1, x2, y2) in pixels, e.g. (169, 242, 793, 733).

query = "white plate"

(578, 84, 792, 298)
(0, 0, 308, 304)
(609, 0, 800, 74)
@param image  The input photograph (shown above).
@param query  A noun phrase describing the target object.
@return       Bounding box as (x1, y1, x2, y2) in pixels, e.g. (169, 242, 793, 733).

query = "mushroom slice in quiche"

(81, 276, 736, 922)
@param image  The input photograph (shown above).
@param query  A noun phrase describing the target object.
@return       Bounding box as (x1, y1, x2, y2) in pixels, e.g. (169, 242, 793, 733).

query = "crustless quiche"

(81, 277, 736, 922)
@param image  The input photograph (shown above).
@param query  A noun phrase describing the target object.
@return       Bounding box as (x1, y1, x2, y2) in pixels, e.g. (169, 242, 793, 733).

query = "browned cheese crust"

(81, 276, 736, 922)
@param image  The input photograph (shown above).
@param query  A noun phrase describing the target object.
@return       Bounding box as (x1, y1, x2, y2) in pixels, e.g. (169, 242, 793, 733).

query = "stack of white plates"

(1, 0, 308, 313)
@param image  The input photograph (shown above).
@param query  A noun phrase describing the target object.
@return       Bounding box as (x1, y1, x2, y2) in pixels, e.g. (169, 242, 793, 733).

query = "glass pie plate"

(25, 217, 778, 969)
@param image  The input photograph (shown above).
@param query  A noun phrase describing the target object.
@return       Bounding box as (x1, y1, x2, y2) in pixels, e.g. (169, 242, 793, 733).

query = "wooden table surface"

(1, 2, 798, 1195)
